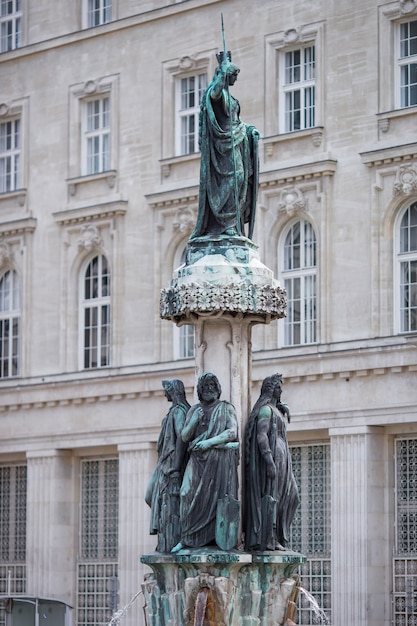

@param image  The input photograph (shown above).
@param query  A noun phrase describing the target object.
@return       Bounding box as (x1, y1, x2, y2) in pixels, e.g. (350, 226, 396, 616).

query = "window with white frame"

(393, 437, 417, 624)
(0, 0, 21, 53)
(174, 247, 195, 358)
(0, 118, 20, 193)
(398, 20, 417, 108)
(281, 220, 317, 346)
(81, 255, 111, 369)
(178, 324, 195, 359)
(289, 443, 331, 625)
(84, 97, 110, 176)
(0, 269, 20, 377)
(175, 73, 207, 155)
(86, 0, 111, 27)
(397, 202, 417, 333)
(281, 45, 315, 133)
(77, 458, 118, 626)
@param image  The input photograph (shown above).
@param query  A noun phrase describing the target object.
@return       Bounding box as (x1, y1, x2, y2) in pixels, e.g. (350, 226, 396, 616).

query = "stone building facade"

(0, 1, 416, 625)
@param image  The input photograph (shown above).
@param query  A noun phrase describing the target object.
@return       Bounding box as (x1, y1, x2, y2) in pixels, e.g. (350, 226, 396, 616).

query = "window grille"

(398, 203, 417, 333)
(399, 20, 417, 108)
(77, 459, 118, 626)
(87, 0, 111, 28)
(176, 73, 207, 155)
(82, 255, 111, 369)
(0, 119, 20, 193)
(282, 221, 317, 346)
(0, 0, 21, 53)
(282, 46, 315, 132)
(290, 443, 331, 625)
(393, 438, 417, 625)
(0, 270, 20, 378)
(85, 98, 110, 175)
(0, 464, 27, 626)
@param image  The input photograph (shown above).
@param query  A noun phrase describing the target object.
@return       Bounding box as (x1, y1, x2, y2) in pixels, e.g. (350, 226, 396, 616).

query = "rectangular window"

(399, 20, 417, 108)
(176, 73, 207, 155)
(393, 438, 417, 624)
(85, 97, 110, 175)
(0, 119, 20, 193)
(283, 46, 315, 132)
(0, 317, 19, 377)
(282, 221, 317, 346)
(0, 463, 26, 626)
(178, 324, 195, 359)
(0, 0, 21, 53)
(400, 259, 417, 332)
(84, 304, 110, 368)
(290, 443, 331, 625)
(0, 464, 27, 563)
(0, 270, 20, 378)
(87, 0, 111, 27)
(78, 458, 118, 626)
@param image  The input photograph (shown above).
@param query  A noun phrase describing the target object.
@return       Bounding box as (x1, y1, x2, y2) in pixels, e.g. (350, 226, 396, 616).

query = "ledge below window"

(0, 188, 27, 215)
(66, 170, 118, 199)
(377, 106, 417, 134)
(159, 153, 200, 181)
(263, 127, 324, 159)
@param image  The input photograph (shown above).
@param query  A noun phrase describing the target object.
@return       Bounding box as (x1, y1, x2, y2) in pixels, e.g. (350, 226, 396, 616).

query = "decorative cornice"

(0, 362, 414, 414)
(259, 159, 337, 189)
(53, 201, 127, 225)
(360, 141, 417, 168)
(146, 186, 199, 210)
(0, 216, 37, 236)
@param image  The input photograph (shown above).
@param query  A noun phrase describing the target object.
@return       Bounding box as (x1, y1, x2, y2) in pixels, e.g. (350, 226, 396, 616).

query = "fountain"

(141, 18, 306, 625)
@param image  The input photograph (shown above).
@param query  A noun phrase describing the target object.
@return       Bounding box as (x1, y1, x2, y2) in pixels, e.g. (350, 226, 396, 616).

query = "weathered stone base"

(141, 548, 306, 625)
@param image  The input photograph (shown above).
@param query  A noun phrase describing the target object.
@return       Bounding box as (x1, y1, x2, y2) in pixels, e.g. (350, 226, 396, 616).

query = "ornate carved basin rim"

(141, 548, 306, 565)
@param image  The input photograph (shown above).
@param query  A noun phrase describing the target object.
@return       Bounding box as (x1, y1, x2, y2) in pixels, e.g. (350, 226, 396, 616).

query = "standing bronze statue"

(145, 379, 190, 552)
(172, 372, 239, 552)
(244, 374, 299, 551)
(190, 48, 260, 240)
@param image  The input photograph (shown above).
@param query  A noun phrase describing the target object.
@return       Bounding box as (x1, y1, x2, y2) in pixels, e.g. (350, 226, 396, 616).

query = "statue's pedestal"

(141, 549, 306, 625)
(160, 235, 286, 430)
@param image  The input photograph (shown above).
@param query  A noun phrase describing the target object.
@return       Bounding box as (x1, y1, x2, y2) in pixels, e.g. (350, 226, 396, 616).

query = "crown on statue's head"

(216, 50, 232, 65)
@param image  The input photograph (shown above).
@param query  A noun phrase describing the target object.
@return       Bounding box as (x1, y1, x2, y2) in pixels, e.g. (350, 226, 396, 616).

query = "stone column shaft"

(118, 443, 156, 626)
(26, 450, 76, 604)
(330, 427, 390, 626)
(194, 314, 253, 431)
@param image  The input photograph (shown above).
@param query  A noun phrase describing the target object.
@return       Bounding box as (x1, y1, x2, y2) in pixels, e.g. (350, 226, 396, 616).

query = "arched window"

(281, 220, 317, 346)
(0, 269, 20, 377)
(397, 202, 417, 333)
(81, 255, 111, 369)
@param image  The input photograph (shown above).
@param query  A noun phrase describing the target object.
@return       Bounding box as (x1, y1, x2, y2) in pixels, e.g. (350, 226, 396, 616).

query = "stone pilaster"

(330, 426, 390, 626)
(118, 443, 156, 626)
(26, 450, 76, 604)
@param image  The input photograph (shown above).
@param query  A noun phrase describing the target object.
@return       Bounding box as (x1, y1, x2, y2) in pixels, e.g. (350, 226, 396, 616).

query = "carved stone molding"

(160, 280, 286, 321)
(277, 186, 307, 217)
(0, 241, 12, 268)
(378, 118, 390, 134)
(172, 207, 195, 234)
(393, 164, 417, 196)
(400, 0, 417, 14)
(77, 224, 103, 252)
